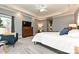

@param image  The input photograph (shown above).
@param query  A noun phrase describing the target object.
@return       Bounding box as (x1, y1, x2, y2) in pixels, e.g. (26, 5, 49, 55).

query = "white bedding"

(32, 32, 79, 54)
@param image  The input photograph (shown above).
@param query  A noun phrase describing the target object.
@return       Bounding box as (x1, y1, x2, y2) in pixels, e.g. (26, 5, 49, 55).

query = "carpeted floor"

(6, 36, 57, 54)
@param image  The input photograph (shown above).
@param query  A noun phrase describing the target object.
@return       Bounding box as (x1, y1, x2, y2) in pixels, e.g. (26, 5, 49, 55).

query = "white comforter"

(32, 32, 79, 54)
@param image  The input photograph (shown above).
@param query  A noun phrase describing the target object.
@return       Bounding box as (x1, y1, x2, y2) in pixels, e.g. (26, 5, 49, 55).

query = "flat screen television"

(22, 21, 31, 27)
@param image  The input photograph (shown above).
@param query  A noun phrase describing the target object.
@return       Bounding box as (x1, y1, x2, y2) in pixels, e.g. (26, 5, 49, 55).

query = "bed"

(32, 30, 79, 54)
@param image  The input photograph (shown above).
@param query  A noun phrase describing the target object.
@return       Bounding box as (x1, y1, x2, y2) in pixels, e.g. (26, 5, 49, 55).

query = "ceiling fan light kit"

(36, 4, 47, 12)
(40, 8, 47, 12)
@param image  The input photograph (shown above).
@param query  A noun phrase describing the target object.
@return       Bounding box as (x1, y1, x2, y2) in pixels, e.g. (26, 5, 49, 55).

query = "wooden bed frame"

(74, 47, 79, 54)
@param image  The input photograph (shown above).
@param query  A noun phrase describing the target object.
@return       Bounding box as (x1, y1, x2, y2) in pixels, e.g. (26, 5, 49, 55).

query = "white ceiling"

(12, 4, 69, 16)
(0, 4, 79, 19)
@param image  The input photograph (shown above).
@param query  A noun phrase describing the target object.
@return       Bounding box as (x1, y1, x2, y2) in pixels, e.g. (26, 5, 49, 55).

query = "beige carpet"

(6, 36, 57, 54)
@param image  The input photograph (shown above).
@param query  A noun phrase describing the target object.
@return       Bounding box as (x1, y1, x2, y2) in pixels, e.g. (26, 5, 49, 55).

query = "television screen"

(23, 21, 31, 27)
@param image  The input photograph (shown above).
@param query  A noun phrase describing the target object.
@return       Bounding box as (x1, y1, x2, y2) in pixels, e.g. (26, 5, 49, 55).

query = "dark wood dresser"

(22, 21, 33, 38)
(22, 27, 33, 38)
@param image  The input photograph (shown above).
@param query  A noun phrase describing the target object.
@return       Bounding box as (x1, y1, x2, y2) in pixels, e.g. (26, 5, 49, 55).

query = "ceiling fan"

(36, 4, 47, 12)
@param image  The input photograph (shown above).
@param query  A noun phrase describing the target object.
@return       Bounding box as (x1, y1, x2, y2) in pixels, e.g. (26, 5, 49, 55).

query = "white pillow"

(68, 29, 79, 37)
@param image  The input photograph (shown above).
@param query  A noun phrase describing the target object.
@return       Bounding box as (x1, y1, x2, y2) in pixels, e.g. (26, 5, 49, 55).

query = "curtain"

(11, 16, 15, 32)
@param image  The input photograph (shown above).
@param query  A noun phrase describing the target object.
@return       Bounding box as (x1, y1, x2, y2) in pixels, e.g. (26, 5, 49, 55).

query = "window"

(0, 14, 12, 33)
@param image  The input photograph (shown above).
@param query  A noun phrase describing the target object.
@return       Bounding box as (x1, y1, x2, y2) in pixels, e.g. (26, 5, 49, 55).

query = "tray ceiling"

(0, 4, 79, 19)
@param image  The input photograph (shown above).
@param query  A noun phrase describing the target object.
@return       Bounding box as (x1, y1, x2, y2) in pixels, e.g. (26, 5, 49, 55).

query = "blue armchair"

(0, 33, 18, 46)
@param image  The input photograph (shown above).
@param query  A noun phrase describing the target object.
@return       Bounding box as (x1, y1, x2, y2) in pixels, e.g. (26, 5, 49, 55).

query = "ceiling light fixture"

(36, 4, 47, 12)
(40, 8, 47, 12)
(40, 4, 47, 12)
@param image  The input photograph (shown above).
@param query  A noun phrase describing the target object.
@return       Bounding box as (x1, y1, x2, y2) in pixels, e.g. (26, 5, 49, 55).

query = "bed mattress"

(32, 32, 79, 54)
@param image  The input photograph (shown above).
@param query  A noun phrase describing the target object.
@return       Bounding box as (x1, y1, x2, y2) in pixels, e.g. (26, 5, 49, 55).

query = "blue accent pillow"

(60, 28, 69, 35)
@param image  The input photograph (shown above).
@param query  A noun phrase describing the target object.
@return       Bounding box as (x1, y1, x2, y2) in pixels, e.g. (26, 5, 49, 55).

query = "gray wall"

(23, 16, 31, 22)
(52, 14, 75, 31)
(42, 20, 47, 32)
(31, 19, 38, 35)
(38, 14, 76, 32)
(14, 17, 22, 36)
(74, 9, 79, 24)
(0, 8, 37, 37)
(0, 8, 77, 35)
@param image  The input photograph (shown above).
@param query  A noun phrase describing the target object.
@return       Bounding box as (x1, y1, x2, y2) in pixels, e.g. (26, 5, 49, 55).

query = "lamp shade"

(37, 23, 43, 28)
(69, 24, 77, 28)
(37, 22, 43, 33)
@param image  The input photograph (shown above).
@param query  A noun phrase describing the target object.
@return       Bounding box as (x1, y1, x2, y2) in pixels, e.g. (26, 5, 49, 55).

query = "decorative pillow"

(60, 28, 69, 35)
(68, 29, 79, 37)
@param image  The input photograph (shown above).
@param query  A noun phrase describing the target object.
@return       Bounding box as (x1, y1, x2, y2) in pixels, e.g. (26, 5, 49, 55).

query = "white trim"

(0, 5, 78, 20)
(2, 5, 39, 19)
(0, 5, 39, 19)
